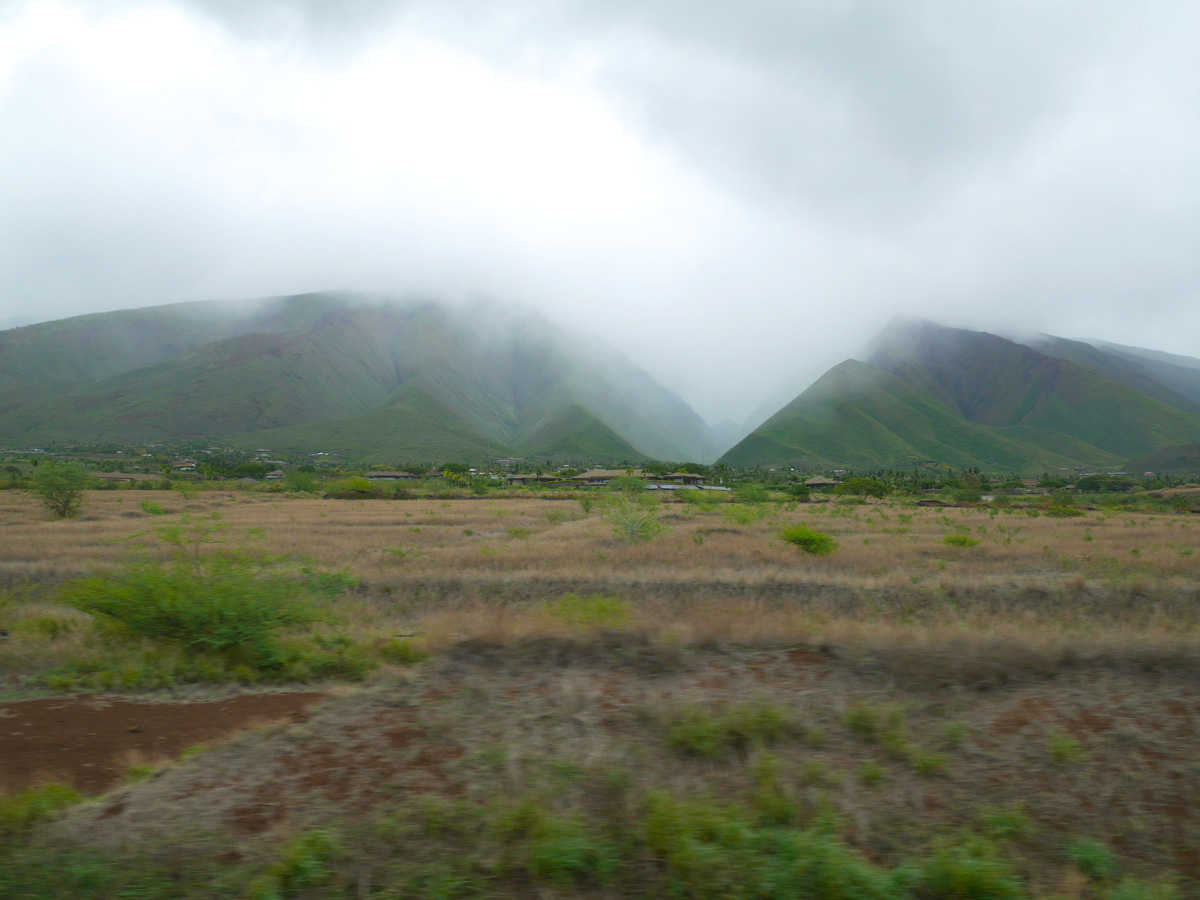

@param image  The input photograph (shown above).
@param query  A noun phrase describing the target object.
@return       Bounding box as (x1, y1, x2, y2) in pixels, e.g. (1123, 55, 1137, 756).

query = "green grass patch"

(543, 594, 633, 631)
(667, 703, 791, 759)
(944, 534, 982, 548)
(778, 524, 838, 556)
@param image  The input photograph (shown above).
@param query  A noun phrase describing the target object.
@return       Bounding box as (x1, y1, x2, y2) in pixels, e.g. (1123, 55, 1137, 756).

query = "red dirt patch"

(0, 692, 324, 794)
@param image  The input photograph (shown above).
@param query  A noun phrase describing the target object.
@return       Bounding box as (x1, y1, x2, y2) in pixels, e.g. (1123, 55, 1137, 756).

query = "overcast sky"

(2, 1, 1199, 423)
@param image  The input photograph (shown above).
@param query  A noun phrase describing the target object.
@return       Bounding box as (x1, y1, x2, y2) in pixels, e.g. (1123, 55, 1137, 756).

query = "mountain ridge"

(0, 293, 720, 463)
(721, 319, 1200, 471)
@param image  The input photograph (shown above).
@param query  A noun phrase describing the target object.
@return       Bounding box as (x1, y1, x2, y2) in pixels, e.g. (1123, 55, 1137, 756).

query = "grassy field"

(1, 488, 1198, 898)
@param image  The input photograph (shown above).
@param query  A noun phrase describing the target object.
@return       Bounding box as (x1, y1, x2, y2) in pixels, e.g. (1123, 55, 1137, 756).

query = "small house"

(571, 469, 643, 486)
(804, 476, 841, 491)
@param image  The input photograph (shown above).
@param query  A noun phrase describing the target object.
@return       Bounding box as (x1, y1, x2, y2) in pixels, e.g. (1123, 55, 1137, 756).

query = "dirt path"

(0, 692, 324, 794)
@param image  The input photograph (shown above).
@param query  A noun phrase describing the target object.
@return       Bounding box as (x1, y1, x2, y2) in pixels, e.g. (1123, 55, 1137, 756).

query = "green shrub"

(139, 499, 167, 515)
(0, 783, 83, 839)
(608, 475, 646, 494)
(29, 463, 94, 518)
(526, 815, 617, 885)
(735, 484, 771, 504)
(249, 829, 340, 899)
(725, 503, 769, 525)
(1046, 731, 1087, 764)
(978, 807, 1032, 843)
(1106, 878, 1179, 900)
(604, 499, 667, 543)
(944, 534, 981, 548)
(916, 839, 1025, 900)
(642, 792, 910, 899)
(1068, 837, 1116, 881)
(377, 637, 430, 665)
(859, 761, 886, 786)
(283, 469, 320, 493)
(324, 477, 383, 499)
(778, 524, 837, 556)
(15, 616, 76, 639)
(61, 555, 317, 671)
(668, 703, 789, 759)
(543, 594, 632, 630)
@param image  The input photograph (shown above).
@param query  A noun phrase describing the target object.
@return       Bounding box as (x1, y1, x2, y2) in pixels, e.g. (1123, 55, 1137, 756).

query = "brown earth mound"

(0, 692, 324, 793)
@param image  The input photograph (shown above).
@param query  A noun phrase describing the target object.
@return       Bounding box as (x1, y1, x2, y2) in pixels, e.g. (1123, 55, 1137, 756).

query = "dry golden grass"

(4, 489, 1199, 640)
(4, 488, 1198, 693)
(3, 487, 1198, 895)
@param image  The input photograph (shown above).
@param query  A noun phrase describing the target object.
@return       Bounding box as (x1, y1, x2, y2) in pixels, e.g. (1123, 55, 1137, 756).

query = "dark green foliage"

(642, 792, 913, 899)
(62, 556, 316, 669)
(916, 839, 1025, 899)
(249, 829, 340, 898)
(836, 477, 890, 498)
(1068, 837, 1116, 882)
(667, 704, 790, 758)
(30, 462, 93, 517)
(944, 534, 981, 548)
(1076, 474, 1140, 493)
(735, 483, 771, 503)
(779, 524, 838, 556)
(377, 637, 430, 665)
(282, 469, 319, 492)
(0, 783, 82, 839)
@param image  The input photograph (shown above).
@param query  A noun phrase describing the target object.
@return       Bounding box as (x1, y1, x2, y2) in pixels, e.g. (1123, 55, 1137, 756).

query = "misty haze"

(3, 3, 1199, 897)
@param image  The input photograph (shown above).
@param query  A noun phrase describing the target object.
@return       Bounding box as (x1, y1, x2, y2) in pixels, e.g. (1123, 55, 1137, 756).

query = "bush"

(916, 839, 1024, 900)
(835, 477, 890, 499)
(0, 783, 83, 839)
(1068, 837, 1116, 881)
(604, 498, 667, 543)
(377, 637, 430, 665)
(29, 463, 94, 518)
(62, 554, 317, 671)
(779, 524, 837, 556)
(642, 792, 910, 899)
(668, 703, 789, 758)
(324, 477, 383, 499)
(543, 594, 633, 630)
(735, 483, 770, 504)
(284, 469, 320, 493)
(944, 534, 981, 548)
(608, 475, 645, 494)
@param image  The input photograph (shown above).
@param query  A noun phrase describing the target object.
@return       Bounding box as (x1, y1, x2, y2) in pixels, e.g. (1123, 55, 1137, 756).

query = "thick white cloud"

(2, 0, 1198, 422)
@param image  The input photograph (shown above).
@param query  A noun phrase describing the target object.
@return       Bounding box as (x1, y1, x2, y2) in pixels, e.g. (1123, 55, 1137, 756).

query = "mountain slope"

(233, 381, 516, 463)
(1090, 341, 1200, 407)
(1025, 336, 1200, 415)
(0, 293, 718, 462)
(720, 359, 1121, 470)
(723, 320, 1200, 471)
(518, 404, 642, 460)
(1125, 443, 1200, 476)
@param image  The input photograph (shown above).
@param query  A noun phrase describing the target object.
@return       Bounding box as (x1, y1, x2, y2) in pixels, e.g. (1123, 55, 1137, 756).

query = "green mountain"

(0, 293, 718, 463)
(1089, 341, 1200, 408)
(1125, 443, 1200, 476)
(1025, 335, 1200, 415)
(722, 319, 1200, 471)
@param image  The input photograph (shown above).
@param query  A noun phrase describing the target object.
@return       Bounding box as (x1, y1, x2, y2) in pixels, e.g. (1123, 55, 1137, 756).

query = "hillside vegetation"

(0, 294, 720, 463)
(724, 319, 1200, 471)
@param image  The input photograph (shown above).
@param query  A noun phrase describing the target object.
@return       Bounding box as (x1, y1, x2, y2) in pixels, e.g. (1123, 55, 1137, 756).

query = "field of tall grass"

(1, 487, 1197, 897)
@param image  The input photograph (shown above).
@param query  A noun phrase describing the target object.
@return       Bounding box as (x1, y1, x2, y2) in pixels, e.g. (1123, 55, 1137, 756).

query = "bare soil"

(0, 692, 324, 793)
